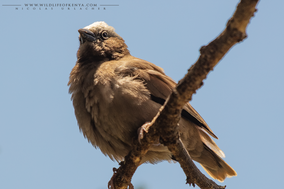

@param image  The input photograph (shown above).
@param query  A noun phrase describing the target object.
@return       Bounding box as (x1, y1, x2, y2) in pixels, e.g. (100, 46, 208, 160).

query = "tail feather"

(194, 144, 237, 182)
(201, 159, 237, 182)
(198, 128, 225, 158)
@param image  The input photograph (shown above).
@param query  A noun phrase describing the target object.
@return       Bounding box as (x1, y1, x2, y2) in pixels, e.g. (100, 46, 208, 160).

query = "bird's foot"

(137, 122, 152, 143)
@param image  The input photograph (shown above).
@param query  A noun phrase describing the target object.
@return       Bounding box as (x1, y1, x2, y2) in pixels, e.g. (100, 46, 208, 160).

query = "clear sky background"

(0, 1, 283, 189)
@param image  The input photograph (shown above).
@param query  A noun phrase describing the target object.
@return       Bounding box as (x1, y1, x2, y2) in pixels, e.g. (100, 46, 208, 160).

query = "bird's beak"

(78, 28, 96, 44)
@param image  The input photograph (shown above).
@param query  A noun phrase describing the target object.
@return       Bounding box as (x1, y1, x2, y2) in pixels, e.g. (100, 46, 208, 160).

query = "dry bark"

(110, 0, 259, 188)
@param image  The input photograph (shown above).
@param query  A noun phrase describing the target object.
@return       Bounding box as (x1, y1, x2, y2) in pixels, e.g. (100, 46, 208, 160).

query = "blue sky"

(0, 1, 283, 189)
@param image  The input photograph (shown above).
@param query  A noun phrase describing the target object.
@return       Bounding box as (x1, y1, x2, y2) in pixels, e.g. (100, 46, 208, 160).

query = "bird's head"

(77, 21, 130, 62)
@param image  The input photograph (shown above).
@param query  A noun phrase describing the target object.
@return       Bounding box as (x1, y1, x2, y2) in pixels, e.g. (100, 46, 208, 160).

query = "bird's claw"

(138, 122, 152, 143)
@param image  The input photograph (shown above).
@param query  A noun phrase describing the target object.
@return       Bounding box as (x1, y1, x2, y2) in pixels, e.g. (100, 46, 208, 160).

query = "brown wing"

(117, 57, 218, 139)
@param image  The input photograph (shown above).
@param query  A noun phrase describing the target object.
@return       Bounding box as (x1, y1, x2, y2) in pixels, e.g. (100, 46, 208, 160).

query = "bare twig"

(111, 0, 259, 188)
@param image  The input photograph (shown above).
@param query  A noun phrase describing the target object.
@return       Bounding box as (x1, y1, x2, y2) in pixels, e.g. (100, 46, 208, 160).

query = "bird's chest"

(83, 72, 151, 145)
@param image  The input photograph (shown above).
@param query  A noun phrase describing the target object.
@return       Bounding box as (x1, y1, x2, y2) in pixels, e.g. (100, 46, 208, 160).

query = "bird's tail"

(200, 147, 237, 182)
(195, 129, 237, 182)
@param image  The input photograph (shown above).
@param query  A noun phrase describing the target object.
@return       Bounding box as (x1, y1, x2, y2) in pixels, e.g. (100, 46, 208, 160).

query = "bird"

(68, 21, 237, 182)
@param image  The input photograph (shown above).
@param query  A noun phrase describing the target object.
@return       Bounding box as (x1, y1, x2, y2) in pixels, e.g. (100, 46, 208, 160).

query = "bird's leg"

(137, 122, 152, 143)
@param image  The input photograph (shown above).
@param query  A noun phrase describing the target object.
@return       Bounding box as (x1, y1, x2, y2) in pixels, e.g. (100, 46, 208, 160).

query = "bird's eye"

(101, 31, 108, 39)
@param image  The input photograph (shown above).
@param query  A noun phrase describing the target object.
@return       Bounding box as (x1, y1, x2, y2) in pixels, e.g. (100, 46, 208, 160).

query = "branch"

(111, 0, 259, 188)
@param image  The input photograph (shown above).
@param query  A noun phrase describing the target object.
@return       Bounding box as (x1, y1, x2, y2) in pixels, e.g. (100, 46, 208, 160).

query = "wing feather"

(117, 58, 218, 139)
